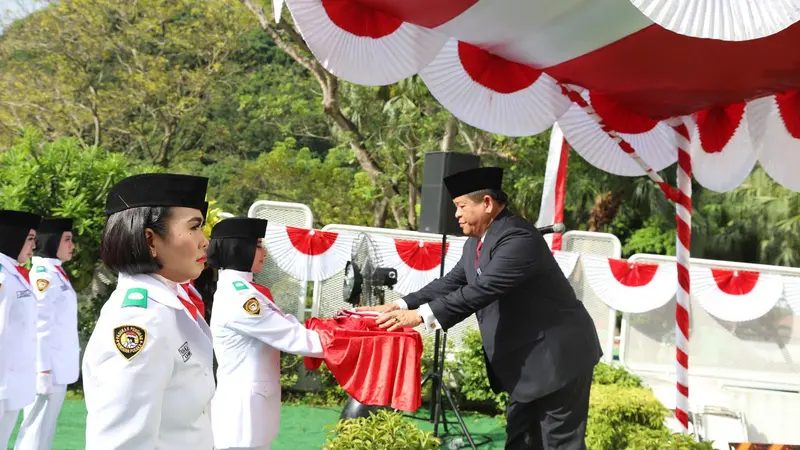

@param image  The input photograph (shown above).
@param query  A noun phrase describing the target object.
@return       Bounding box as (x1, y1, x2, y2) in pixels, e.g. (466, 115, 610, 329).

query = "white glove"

(36, 372, 54, 395)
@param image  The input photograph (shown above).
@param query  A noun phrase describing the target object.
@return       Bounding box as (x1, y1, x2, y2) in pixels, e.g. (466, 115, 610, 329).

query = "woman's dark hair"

(35, 232, 64, 258)
(100, 206, 172, 275)
(207, 237, 258, 272)
(0, 225, 29, 258)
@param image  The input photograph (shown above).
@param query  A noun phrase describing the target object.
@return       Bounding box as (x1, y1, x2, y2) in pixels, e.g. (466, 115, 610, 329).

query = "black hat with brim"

(211, 217, 268, 240)
(38, 218, 73, 234)
(105, 173, 209, 217)
(443, 167, 504, 199)
(0, 210, 41, 230)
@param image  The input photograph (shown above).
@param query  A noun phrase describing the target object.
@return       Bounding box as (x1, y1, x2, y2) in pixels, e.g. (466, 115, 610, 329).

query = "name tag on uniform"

(17, 290, 32, 299)
(178, 341, 192, 362)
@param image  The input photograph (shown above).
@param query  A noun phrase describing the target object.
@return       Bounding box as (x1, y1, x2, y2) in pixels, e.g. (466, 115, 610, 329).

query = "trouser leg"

(505, 366, 594, 450)
(0, 409, 21, 449)
(14, 384, 67, 450)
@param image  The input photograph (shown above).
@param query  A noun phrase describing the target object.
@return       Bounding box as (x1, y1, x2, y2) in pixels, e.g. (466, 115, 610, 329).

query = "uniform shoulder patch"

(243, 297, 261, 316)
(122, 288, 148, 308)
(36, 278, 50, 293)
(113, 325, 147, 360)
(232, 280, 249, 291)
(35, 266, 47, 273)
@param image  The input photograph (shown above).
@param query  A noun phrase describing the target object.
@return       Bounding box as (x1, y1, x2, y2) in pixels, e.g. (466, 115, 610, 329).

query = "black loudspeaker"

(419, 152, 480, 236)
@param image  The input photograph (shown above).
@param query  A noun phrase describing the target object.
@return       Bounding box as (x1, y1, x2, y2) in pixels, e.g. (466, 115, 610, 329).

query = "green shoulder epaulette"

(122, 287, 148, 308)
(35, 266, 47, 273)
(232, 281, 249, 291)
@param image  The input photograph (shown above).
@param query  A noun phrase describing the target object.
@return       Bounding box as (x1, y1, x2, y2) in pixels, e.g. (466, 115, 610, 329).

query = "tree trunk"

(373, 197, 389, 228)
(406, 146, 418, 230)
(239, 0, 401, 226)
(440, 116, 458, 152)
(588, 190, 623, 232)
(155, 121, 173, 167)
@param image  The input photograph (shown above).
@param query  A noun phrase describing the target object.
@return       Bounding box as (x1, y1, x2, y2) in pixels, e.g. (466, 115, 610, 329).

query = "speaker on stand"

(415, 152, 490, 449)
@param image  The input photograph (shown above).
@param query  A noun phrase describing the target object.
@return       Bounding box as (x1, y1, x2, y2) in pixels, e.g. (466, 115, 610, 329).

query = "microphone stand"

(414, 233, 487, 449)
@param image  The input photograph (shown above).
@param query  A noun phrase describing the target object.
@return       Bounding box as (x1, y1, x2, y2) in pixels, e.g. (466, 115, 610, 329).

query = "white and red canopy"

(283, 0, 800, 192)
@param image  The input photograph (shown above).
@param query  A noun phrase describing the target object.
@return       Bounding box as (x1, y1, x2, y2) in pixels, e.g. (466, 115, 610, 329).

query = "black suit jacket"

(404, 209, 603, 402)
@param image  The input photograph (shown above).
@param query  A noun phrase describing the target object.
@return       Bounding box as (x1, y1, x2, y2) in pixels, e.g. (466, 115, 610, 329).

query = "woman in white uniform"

(0, 210, 41, 448)
(81, 173, 216, 450)
(208, 217, 324, 450)
(16, 218, 80, 450)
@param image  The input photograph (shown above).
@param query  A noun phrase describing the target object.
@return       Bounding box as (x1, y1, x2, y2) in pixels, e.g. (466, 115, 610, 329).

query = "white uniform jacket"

(82, 273, 216, 450)
(29, 257, 81, 387)
(0, 252, 37, 411)
(210, 269, 324, 449)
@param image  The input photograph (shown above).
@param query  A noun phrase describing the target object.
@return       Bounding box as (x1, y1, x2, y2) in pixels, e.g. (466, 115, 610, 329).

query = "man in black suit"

(363, 167, 602, 450)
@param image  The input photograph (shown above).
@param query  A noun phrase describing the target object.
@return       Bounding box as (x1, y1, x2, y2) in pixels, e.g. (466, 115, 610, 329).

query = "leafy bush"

(592, 361, 644, 388)
(453, 329, 508, 414)
(323, 410, 440, 450)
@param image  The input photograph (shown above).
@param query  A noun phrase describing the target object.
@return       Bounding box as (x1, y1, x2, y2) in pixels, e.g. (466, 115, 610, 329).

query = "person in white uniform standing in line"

(0, 210, 41, 448)
(81, 173, 216, 450)
(16, 218, 80, 450)
(208, 217, 324, 450)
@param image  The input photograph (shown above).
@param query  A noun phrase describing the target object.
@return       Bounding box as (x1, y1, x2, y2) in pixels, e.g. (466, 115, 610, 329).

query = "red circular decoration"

(589, 91, 658, 134)
(696, 103, 745, 153)
(321, 0, 402, 39)
(608, 259, 658, 287)
(457, 41, 542, 94)
(394, 239, 449, 271)
(286, 226, 338, 256)
(710, 269, 759, 295)
(776, 90, 800, 139)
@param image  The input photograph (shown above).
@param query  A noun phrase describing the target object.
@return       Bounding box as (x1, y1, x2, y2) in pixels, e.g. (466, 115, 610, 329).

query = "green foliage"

(587, 385, 711, 450)
(453, 330, 508, 414)
(592, 362, 644, 388)
(0, 129, 156, 290)
(323, 410, 440, 450)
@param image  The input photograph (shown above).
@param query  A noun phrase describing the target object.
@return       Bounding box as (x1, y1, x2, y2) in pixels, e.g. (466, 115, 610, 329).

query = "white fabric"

(0, 409, 20, 449)
(691, 267, 784, 322)
(371, 235, 463, 296)
(0, 252, 37, 411)
(210, 269, 323, 449)
(14, 383, 67, 450)
(29, 257, 81, 385)
(536, 123, 565, 231)
(82, 273, 216, 450)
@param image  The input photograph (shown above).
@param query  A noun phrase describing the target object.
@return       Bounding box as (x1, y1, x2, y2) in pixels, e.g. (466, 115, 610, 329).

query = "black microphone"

(538, 223, 566, 235)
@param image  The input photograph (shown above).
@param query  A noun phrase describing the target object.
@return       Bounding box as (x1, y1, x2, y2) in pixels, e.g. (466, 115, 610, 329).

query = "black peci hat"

(38, 218, 73, 234)
(211, 217, 268, 240)
(0, 210, 41, 230)
(106, 173, 209, 217)
(0, 210, 41, 258)
(443, 167, 504, 199)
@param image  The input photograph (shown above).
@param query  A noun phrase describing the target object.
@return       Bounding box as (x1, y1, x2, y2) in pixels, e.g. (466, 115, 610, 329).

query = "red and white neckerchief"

(56, 265, 71, 285)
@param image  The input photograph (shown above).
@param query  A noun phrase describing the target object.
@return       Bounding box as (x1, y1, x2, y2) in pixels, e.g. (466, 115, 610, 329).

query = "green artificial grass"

(7, 400, 507, 449)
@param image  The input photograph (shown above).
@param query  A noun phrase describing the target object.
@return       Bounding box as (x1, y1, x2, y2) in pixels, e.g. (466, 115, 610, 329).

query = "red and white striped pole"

(561, 83, 694, 431)
(668, 118, 692, 432)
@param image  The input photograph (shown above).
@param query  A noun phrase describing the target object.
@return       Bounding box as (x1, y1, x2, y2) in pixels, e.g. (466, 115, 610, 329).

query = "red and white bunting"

(552, 250, 579, 279)
(419, 38, 571, 137)
(692, 267, 783, 322)
(781, 276, 800, 316)
(559, 90, 678, 176)
(285, 0, 447, 86)
(371, 235, 463, 295)
(264, 224, 355, 282)
(747, 91, 800, 192)
(582, 255, 677, 313)
(689, 104, 757, 193)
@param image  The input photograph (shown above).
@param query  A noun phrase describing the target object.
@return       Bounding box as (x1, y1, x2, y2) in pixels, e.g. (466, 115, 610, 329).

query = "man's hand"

(376, 310, 423, 332)
(355, 303, 400, 314)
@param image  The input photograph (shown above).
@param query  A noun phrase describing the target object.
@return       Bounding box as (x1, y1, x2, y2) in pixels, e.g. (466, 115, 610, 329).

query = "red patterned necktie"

(178, 295, 200, 320)
(474, 240, 483, 269)
(252, 282, 275, 303)
(56, 266, 71, 284)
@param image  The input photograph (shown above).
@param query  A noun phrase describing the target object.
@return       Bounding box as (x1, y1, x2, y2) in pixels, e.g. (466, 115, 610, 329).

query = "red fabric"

(710, 269, 759, 295)
(303, 315, 423, 412)
(15, 265, 30, 283)
(56, 266, 71, 284)
(251, 282, 275, 303)
(474, 240, 482, 269)
(458, 41, 542, 94)
(608, 259, 659, 287)
(180, 282, 205, 317)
